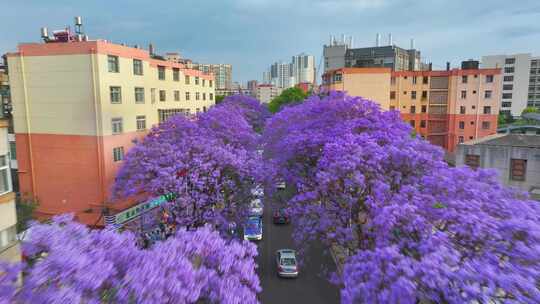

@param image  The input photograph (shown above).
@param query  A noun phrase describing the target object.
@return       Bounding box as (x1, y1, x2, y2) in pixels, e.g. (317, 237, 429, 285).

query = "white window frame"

(136, 115, 146, 131)
(0, 155, 12, 195)
(135, 87, 145, 103)
(174, 90, 180, 101)
(113, 147, 124, 162)
(110, 86, 122, 104)
(108, 55, 119, 73)
(133, 59, 143, 75)
(112, 117, 123, 134)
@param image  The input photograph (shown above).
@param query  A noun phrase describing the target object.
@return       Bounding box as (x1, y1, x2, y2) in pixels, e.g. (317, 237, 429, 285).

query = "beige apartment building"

(7, 39, 215, 225)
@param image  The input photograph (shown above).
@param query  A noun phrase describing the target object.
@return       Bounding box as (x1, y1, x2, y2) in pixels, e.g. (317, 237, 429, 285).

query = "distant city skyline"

(2, 0, 540, 82)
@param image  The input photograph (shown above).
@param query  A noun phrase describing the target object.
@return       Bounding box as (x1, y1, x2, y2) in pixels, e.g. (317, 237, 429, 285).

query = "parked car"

(276, 249, 298, 278)
(276, 181, 286, 190)
(249, 198, 263, 216)
(251, 185, 264, 198)
(244, 216, 263, 241)
(273, 208, 289, 224)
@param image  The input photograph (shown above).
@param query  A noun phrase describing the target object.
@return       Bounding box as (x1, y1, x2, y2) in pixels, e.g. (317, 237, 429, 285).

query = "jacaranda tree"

(0, 214, 261, 303)
(218, 94, 271, 134)
(262, 91, 540, 303)
(114, 95, 267, 236)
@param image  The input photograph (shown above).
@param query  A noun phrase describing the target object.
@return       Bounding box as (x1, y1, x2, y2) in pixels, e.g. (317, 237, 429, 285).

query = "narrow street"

(256, 190, 340, 303)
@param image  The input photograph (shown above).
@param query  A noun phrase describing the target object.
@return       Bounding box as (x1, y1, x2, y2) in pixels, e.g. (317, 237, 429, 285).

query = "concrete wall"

(343, 70, 391, 110)
(456, 144, 540, 194)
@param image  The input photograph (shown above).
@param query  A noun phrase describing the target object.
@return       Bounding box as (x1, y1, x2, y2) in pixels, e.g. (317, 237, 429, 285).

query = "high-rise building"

(322, 63, 502, 153)
(291, 53, 315, 85)
(268, 62, 293, 88)
(262, 71, 271, 84)
(247, 80, 258, 96)
(195, 64, 232, 91)
(7, 30, 215, 225)
(323, 34, 422, 72)
(481, 53, 535, 117)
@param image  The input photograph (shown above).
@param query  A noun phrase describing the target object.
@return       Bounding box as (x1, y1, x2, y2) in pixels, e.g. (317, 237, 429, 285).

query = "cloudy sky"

(2, 0, 540, 83)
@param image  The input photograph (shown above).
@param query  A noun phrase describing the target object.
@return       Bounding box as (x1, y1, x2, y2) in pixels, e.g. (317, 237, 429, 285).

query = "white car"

(276, 181, 286, 190)
(251, 185, 264, 198)
(249, 198, 263, 216)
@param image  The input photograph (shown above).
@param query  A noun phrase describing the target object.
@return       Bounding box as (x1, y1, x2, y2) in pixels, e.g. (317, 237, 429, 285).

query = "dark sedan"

(273, 208, 290, 224)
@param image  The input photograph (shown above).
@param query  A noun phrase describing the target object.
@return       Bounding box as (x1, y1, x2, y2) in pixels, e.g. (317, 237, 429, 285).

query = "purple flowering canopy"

(114, 96, 266, 234)
(0, 214, 261, 303)
(262, 91, 540, 303)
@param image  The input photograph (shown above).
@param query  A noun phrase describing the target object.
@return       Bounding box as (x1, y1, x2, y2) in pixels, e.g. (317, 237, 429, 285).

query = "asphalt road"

(256, 191, 340, 304)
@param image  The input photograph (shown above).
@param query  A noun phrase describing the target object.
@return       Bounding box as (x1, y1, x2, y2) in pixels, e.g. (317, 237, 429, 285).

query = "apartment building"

(323, 34, 422, 72)
(195, 63, 232, 90)
(291, 53, 316, 85)
(0, 115, 18, 263)
(0, 63, 17, 192)
(256, 84, 283, 104)
(322, 64, 501, 152)
(7, 38, 215, 225)
(481, 54, 532, 117)
(529, 57, 540, 110)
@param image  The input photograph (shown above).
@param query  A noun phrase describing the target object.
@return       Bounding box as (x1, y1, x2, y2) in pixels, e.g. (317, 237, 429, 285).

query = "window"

(185, 75, 191, 84)
(196, 92, 200, 100)
(423, 77, 428, 84)
(113, 147, 124, 162)
(503, 75, 514, 82)
(210, 93, 214, 100)
(196, 108, 201, 113)
(151, 88, 156, 103)
(460, 106, 466, 114)
(503, 84, 513, 91)
(504, 67, 514, 73)
(158, 108, 187, 123)
(421, 105, 427, 113)
(412, 76, 417, 84)
(195, 77, 200, 85)
(203, 106, 207, 112)
(473, 90, 477, 94)
(9, 142, 16, 160)
(470, 121, 475, 125)
(462, 75, 468, 83)
(174, 90, 180, 101)
(505, 58, 516, 64)
(108, 55, 119, 73)
(110, 86, 122, 103)
(186, 92, 191, 101)
(0, 155, 11, 195)
(510, 159, 527, 181)
(469, 136, 474, 140)
(159, 90, 166, 101)
(421, 91, 428, 99)
(474, 74, 478, 78)
(486, 75, 494, 83)
(333, 73, 342, 82)
(136, 115, 146, 131)
(420, 120, 426, 128)
(461, 91, 467, 99)
(111, 118, 123, 134)
(410, 120, 415, 127)
(481, 121, 490, 129)
(484, 90, 492, 99)
(411, 91, 417, 99)
(202, 79, 206, 87)
(133, 59, 143, 75)
(465, 154, 480, 169)
(173, 68, 180, 81)
(483, 106, 491, 114)
(410, 105, 416, 114)
(502, 93, 513, 99)
(158, 66, 166, 80)
(458, 136, 464, 143)
(135, 87, 145, 103)
(472, 105, 476, 110)
(389, 106, 396, 110)
(390, 91, 396, 99)
(209, 80, 213, 87)
(0, 225, 17, 252)
(403, 91, 407, 95)
(459, 121, 465, 129)
(203, 93, 206, 101)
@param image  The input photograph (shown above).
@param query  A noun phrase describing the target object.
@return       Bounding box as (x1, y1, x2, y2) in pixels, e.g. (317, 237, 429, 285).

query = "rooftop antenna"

(388, 33, 393, 46)
(376, 33, 381, 47)
(410, 38, 415, 50)
(40, 27, 49, 42)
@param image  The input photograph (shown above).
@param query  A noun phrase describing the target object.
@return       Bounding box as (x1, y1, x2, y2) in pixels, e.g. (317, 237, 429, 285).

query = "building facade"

(269, 61, 293, 89)
(0, 115, 18, 263)
(195, 63, 232, 91)
(291, 53, 316, 85)
(255, 84, 282, 104)
(323, 35, 421, 73)
(529, 57, 540, 110)
(481, 53, 532, 117)
(322, 65, 502, 152)
(456, 134, 540, 200)
(7, 40, 215, 225)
